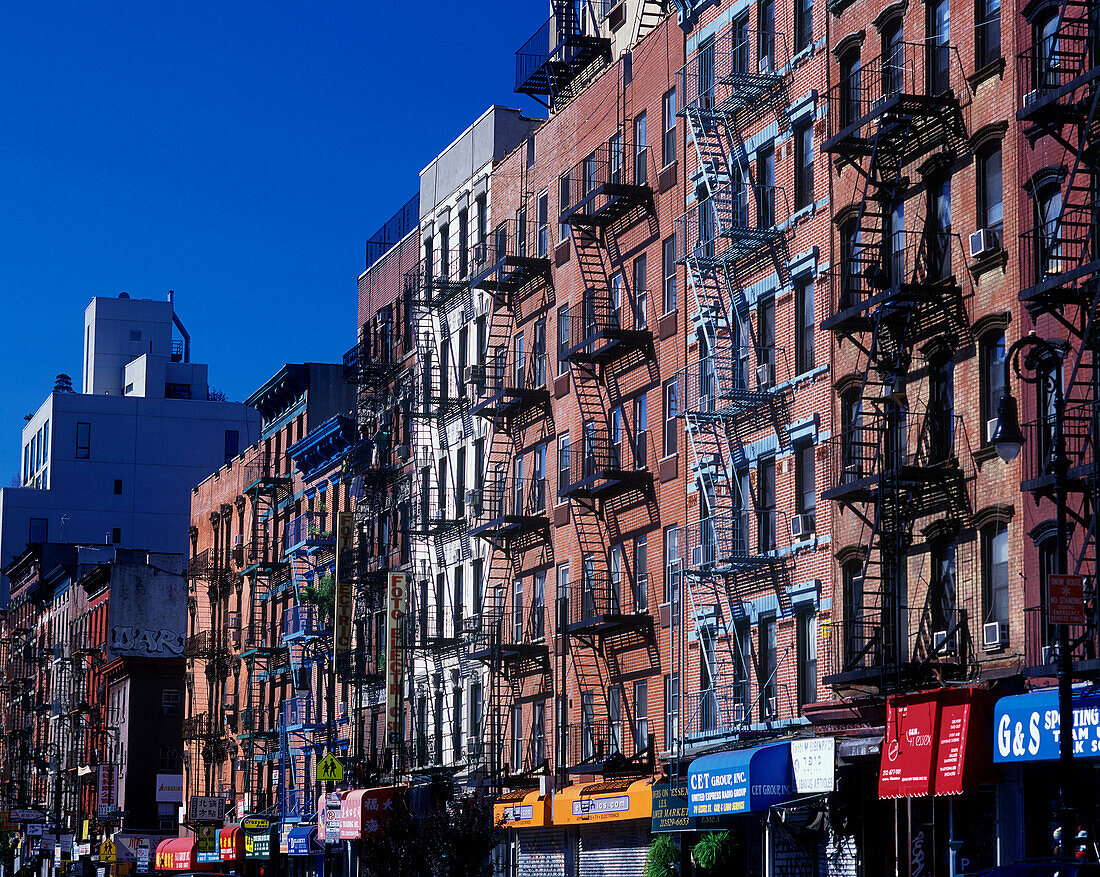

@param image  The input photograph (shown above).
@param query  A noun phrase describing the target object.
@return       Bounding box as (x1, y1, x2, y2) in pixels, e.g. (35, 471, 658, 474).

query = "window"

(795, 278, 815, 374)
(557, 562, 570, 634)
(758, 456, 776, 552)
(559, 174, 571, 241)
(758, 0, 775, 69)
(581, 692, 595, 760)
(558, 433, 570, 495)
(470, 679, 483, 742)
(982, 522, 1009, 626)
(611, 544, 623, 612)
(929, 354, 955, 463)
(664, 526, 679, 606)
(537, 191, 549, 258)
(610, 131, 623, 185)
(795, 440, 816, 517)
(700, 627, 717, 731)
(633, 112, 648, 186)
(112, 528, 121, 544)
(1035, 11, 1060, 91)
(458, 208, 469, 278)
(158, 746, 181, 772)
(113, 478, 123, 495)
(634, 393, 648, 467)
(759, 616, 777, 720)
(977, 144, 1003, 242)
(452, 687, 464, 759)
(532, 700, 546, 762)
(796, 0, 813, 51)
(533, 570, 545, 638)
(976, 0, 1001, 67)
(511, 704, 523, 770)
(158, 802, 178, 832)
(662, 235, 677, 314)
(609, 685, 622, 752)
(928, 0, 951, 94)
(662, 89, 676, 166)
(1036, 181, 1063, 279)
(883, 18, 904, 95)
(664, 673, 679, 752)
(436, 572, 446, 637)
(1039, 536, 1058, 644)
(557, 303, 570, 374)
(632, 253, 647, 328)
(434, 687, 444, 764)
(840, 47, 861, 129)
(797, 611, 818, 708)
(843, 558, 864, 664)
(454, 566, 464, 634)
(28, 518, 47, 544)
(472, 558, 483, 616)
(634, 680, 649, 753)
(513, 578, 524, 642)
(758, 295, 776, 386)
(795, 121, 814, 209)
(981, 331, 1007, 444)
(76, 422, 90, 459)
(757, 145, 775, 228)
(165, 382, 191, 399)
(663, 380, 678, 458)
(635, 535, 648, 610)
(931, 538, 958, 651)
(440, 223, 451, 277)
(130, 329, 142, 342)
(224, 429, 239, 464)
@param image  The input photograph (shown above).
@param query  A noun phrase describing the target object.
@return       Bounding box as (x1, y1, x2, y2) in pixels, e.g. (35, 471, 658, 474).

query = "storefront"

(553, 779, 652, 877)
(993, 685, 1100, 859)
(494, 789, 559, 877)
(878, 687, 996, 875)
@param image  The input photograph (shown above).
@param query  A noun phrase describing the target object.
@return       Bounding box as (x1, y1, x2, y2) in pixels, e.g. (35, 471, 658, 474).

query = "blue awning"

(286, 825, 321, 857)
(994, 687, 1100, 763)
(687, 742, 793, 816)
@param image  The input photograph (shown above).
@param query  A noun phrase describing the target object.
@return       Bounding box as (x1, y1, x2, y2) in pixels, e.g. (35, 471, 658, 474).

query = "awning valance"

(552, 779, 652, 825)
(340, 786, 399, 839)
(688, 742, 793, 816)
(493, 789, 550, 828)
(154, 838, 211, 872)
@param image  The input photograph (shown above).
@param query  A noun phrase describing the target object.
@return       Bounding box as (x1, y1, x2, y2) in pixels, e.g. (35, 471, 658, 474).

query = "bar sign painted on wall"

(334, 511, 355, 653)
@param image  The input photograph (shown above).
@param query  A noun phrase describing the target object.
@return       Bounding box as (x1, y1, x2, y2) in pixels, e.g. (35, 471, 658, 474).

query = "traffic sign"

(317, 753, 344, 782)
(99, 841, 117, 863)
(1049, 573, 1086, 625)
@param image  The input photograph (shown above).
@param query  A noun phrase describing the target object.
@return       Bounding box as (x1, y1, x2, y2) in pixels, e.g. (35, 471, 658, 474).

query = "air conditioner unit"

(692, 546, 704, 567)
(233, 534, 243, 548)
(236, 759, 247, 772)
(396, 444, 411, 462)
(464, 365, 484, 386)
(933, 630, 955, 654)
(983, 621, 1008, 651)
(986, 418, 1000, 444)
(467, 736, 483, 759)
(767, 696, 778, 717)
(465, 489, 483, 514)
(759, 55, 771, 73)
(756, 363, 774, 388)
(790, 513, 816, 539)
(223, 692, 237, 711)
(229, 629, 241, 648)
(228, 613, 241, 629)
(1043, 644, 1056, 665)
(969, 228, 998, 259)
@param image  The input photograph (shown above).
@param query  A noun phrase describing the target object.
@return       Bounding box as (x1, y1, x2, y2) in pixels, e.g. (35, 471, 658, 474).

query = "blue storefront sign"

(687, 742, 793, 816)
(994, 687, 1100, 763)
(287, 825, 322, 856)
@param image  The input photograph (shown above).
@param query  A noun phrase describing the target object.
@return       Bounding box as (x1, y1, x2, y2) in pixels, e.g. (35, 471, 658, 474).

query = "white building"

(0, 292, 261, 600)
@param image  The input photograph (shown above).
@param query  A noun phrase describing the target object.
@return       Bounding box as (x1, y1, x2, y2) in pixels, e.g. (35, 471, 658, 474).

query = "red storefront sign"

(879, 687, 993, 798)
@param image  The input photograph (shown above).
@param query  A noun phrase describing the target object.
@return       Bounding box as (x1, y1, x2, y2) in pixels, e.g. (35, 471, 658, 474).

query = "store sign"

(791, 738, 836, 793)
(243, 817, 272, 861)
(154, 775, 183, 803)
(994, 688, 1100, 762)
(650, 782, 724, 833)
(1049, 574, 1086, 625)
(334, 512, 355, 653)
(195, 826, 218, 864)
(188, 796, 225, 822)
(385, 572, 408, 744)
(10, 809, 46, 822)
(96, 765, 117, 817)
(688, 743, 794, 816)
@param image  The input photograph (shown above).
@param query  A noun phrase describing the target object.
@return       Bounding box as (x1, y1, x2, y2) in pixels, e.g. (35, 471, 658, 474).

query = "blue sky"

(0, 1, 545, 474)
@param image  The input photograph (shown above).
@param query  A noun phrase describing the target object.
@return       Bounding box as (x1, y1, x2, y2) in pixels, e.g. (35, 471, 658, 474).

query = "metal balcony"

(470, 354, 550, 422)
(675, 185, 788, 275)
(558, 434, 653, 501)
(1019, 408, 1099, 496)
(184, 630, 230, 661)
(1018, 198, 1100, 308)
(677, 351, 790, 421)
(342, 334, 403, 387)
(409, 484, 466, 537)
(559, 291, 654, 366)
(677, 513, 787, 576)
(404, 258, 469, 313)
(280, 695, 325, 733)
(284, 514, 335, 557)
(1023, 606, 1100, 679)
(242, 538, 290, 579)
(682, 683, 750, 742)
(469, 476, 550, 544)
(407, 603, 465, 651)
(282, 606, 328, 643)
(468, 608, 551, 675)
(565, 573, 649, 636)
(824, 41, 969, 163)
(515, 8, 611, 109)
(240, 707, 278, 740)
(560, 138, 653, 229)
(1016, 27, 1100, 127)
(469, 218, 552, 296)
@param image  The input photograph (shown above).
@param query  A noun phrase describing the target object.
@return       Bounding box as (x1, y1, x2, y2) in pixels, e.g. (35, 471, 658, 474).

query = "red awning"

(155, 837, 211, 872)
(219, 826, 243, 861)
(879, 687, 993, 799)
(340, 786, 398, 839)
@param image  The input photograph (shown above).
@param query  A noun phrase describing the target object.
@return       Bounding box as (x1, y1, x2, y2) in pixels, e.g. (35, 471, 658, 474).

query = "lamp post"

(991, 332, 1074, 853)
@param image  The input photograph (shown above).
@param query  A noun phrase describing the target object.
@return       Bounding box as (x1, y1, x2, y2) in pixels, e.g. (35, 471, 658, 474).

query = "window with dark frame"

(758, 455, 776, 552)
(795, 121, 814, 209)
(796, 0, 813, 51)
(662, 89, 677, 166)
(758, 615, 777, 720)
(559, 174, 570, 242)
(981, 330, 1007, 445)
(982, 521, 1009, 627)
(634, 679, 648, 753)
(797, 610, 818, 708)
(76, 422, 91, 459)
(976, 0, 1001, 68)
(663, 234, 677, 313)
(795, 440, 816, 516)
(663, 379, 678, 457)
(634, 112, 648, 186)
(795, 277, 815, 374)
(635, 535, 648, 610)
(537, 191, 549, 258)
(977, 144, 1004, 244)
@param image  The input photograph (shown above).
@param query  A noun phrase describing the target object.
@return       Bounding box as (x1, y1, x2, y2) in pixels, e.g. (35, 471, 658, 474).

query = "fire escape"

(670, 22, 797, 750)
(1016, 0, 1100, 674)
(515, 0, 611, 112)
(469, 211, 554, 794)
(821, 37, 976, 689)
(557, 128, 657, 778)
(344, 278, 411, 783)
(241, 457, 292, 813)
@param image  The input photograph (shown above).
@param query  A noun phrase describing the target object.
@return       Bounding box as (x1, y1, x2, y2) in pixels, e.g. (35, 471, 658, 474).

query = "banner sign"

(96, 765, 117, 817)
(995, 688, 1100, 762)
(334, 512, 355, 654)
(651, 782, 724, 833)
(385, 572, 408, 745)
(791, 737, 836, 793)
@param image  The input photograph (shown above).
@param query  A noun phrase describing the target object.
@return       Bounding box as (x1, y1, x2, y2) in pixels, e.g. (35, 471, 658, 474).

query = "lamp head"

(992, 393, 1025, 463)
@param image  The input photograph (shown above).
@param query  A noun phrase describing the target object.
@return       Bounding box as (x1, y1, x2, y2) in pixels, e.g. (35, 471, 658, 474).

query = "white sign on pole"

(791, 737, 836, 794)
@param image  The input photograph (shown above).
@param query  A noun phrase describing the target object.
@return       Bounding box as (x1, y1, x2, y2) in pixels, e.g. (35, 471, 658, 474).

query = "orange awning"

(552, 779, 652, 825)
(493, 789, 550, 828)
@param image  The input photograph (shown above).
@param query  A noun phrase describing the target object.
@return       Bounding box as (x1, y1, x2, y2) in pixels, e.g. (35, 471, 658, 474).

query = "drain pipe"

(167, 290, 191, 362)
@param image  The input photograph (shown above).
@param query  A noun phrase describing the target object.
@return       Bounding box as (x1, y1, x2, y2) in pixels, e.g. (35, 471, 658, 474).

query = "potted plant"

(691, 831, 735, 874)
(645, 835, 679, 877)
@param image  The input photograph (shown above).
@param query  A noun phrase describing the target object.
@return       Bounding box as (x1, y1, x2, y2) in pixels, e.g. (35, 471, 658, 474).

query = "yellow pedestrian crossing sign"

(99, 841, 116, 863)
(317, 753, 344, 782)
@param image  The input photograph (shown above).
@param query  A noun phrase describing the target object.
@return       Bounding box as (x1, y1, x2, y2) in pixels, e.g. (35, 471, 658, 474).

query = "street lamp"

(991, 332, 1075, 853)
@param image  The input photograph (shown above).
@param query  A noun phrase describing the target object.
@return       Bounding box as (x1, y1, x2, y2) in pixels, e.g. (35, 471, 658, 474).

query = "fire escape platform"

(471, 255, 552, 295)
(822, 93, 966, 164)
(471, 387, 549, 421)
(561, 183, 655, 230)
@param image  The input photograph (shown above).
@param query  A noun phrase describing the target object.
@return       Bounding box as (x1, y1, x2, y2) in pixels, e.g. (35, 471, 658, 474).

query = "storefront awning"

(994, 687, 1100, 764)
(552, 779, 652, 825)
(219, 826, 243, 861)
(688, 742, 793, 816)
(154, 838, 208, 872)
(340, 786, 398, 839)
(493, 789, 550, 828)
(287, 825, 322, 857)
(879, 687, 993, 798)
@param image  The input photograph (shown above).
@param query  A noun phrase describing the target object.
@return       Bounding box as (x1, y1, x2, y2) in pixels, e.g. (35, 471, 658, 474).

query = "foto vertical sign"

(334, 511, 355, 654)
(385, 572, 408, 745)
